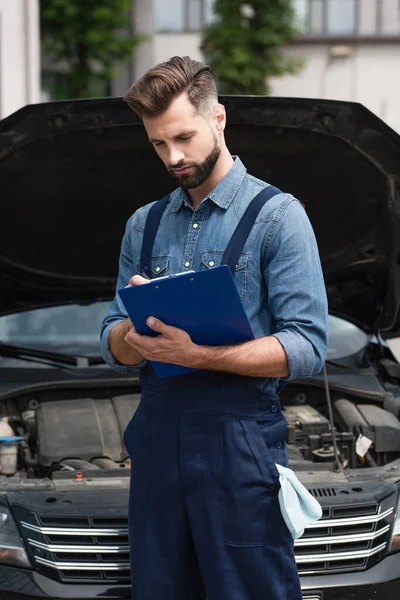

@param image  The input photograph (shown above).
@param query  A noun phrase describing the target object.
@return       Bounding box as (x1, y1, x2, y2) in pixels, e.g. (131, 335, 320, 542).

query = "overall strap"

(221, 185, 281, 273)
(140, 194, 170, 277)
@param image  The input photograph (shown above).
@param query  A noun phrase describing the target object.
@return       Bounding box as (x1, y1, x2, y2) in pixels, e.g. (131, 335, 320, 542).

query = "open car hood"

(0, 96, 399, 335)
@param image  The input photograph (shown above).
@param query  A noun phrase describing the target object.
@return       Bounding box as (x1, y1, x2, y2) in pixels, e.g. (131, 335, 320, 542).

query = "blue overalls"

(124, 186, 302, 600)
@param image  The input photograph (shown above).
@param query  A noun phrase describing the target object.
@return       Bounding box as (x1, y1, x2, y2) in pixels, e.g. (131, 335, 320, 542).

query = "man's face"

(143, 93, 222, 189)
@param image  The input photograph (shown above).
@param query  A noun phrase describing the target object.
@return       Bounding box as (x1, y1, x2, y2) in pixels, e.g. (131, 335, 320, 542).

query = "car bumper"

(1, 553, 399, 599)
(0, 565, 131, 599)
(302, 552, 400, 600)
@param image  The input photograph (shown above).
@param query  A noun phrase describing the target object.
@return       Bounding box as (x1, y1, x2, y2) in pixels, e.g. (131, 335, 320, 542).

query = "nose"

(168, 146, 185, 167)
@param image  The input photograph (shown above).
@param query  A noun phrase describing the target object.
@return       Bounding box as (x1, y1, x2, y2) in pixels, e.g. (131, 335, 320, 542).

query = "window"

(326, 0, 356, 34)
(309, 0, 324, 33)
(156, 0, 400, 35)
(381, 0, 400, 34)
(358, 0, 378, 35)
(294, 0, 400, 36)
(294, 0, 308, 32)
(154, 0, 185, 32)
(204, 0, 217, 25)
(187, 0, 203, 31)
(326, 315, 369, 361)
(155, 0, 216, 32)
(0, 302, 111, 356)
(295, 0, 357, 34)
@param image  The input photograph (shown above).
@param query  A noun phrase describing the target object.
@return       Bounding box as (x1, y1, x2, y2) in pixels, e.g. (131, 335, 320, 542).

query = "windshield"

(0, 302, 110, 357)
(0, 304, 370, 361)
(327, 315, 370, 360)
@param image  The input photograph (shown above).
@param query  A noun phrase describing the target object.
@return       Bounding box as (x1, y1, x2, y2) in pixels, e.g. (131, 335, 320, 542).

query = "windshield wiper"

(0, 342, 79, 368)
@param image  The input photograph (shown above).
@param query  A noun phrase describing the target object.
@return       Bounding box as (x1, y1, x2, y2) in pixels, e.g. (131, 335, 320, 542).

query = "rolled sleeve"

(263, 198, 328, 380)
(273, 330, 315, 380)
(100, 214, 148, 372)
(101, 321, 147, 372)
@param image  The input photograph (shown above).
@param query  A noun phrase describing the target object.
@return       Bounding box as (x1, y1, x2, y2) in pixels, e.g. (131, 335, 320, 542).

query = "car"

(0, 95, 399, 600)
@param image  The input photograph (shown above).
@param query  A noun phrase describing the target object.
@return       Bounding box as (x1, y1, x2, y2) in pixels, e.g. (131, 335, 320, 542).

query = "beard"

(168, 136, 221, 190)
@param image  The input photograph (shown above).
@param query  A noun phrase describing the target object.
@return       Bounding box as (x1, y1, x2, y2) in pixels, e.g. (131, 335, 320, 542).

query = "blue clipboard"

(117, 264, 255, 378)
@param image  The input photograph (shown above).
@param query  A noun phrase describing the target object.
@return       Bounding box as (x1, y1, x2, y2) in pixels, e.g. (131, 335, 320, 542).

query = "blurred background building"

(0, 0, 40, 119)
(274, 0, 400, 133)
(111, 0, 400, 132)
(0, 0, 399, 133)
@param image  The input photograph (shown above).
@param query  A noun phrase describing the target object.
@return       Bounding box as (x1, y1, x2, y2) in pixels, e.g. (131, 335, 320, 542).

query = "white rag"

(275, 464, 323, 539)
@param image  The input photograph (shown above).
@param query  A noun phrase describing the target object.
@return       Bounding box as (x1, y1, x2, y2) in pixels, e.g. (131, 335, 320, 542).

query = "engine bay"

(0, 386, 140, 480)
(1, 381, 400, 482)
(36, 394, 139, 469)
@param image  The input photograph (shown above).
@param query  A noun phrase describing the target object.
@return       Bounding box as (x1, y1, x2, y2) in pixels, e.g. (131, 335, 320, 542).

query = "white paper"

(356, 434, 373, 457)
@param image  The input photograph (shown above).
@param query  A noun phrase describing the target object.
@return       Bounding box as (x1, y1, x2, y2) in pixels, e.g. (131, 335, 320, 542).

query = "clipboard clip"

(142, 270, 195, 283)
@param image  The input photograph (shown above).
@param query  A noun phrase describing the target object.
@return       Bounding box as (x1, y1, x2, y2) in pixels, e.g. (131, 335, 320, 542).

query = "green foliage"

(202, 0, 304, 95)
(40, 0, 145, 99)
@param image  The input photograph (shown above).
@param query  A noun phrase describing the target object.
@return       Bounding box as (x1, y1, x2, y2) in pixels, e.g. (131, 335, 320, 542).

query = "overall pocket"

(219, 413, 287, 547)
(201, 251, 248, 301)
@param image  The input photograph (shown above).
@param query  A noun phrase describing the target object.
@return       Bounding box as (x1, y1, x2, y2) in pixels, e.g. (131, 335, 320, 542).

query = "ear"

(214, 103, 226, 133)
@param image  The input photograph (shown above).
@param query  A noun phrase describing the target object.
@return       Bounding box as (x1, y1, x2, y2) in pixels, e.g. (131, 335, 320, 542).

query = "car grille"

(17, 494, 396, 583)
(295, 497, 395, 575)
(20, 515, 131, 583)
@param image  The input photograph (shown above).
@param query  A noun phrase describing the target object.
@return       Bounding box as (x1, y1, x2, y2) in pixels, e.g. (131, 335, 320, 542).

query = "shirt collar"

(170, 156, 246, 212)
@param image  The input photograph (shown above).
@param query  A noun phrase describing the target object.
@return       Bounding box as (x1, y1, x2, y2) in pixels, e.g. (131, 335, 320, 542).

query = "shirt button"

(275, 441, 283, 450)
(192, 223, 199, 229)
(155, 267, 161, 273)
(271, 404, 278, 413)
(208, 261, 215, 267)
(184, 262, 190, 267)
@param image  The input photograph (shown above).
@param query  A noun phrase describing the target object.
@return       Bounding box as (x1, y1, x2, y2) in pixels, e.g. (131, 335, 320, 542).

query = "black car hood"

(0, 96, 399, 335)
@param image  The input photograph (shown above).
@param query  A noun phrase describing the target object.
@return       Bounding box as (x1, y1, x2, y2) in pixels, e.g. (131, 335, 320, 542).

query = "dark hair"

(124, 56, 218, 118)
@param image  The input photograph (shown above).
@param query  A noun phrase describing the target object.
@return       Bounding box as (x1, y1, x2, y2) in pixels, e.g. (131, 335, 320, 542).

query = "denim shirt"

(100, 157, 328, 394)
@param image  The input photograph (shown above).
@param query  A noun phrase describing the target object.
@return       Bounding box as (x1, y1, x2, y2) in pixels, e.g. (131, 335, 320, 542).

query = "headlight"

(389, 495, 400, 554)
(0, 504, 31, 568)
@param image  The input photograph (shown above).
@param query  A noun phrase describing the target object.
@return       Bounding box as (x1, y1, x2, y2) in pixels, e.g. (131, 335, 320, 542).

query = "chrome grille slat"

(295, 542, 387, 564)
(33, 544, 388, 571)
(294, 524, 390, 546)
(28, 539, 129, 553)
(35, 557, 130, 570)
(21, 521, 128, 536)
(305, 507, 393, 528)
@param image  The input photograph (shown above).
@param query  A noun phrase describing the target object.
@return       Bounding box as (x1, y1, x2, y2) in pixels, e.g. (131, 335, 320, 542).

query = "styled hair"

(123, 56, 218, 119)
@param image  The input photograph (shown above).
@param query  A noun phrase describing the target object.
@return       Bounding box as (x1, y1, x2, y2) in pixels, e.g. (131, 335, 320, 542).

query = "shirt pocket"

(136, 255, 170, 279)
(201, 251, 248, 301)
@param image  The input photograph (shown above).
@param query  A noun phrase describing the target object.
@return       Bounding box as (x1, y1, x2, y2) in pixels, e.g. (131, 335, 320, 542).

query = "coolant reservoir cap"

(0, 436, 24, 444)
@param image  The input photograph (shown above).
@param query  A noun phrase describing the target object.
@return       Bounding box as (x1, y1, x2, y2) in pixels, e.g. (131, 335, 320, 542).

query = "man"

(101, 56, 328, 600)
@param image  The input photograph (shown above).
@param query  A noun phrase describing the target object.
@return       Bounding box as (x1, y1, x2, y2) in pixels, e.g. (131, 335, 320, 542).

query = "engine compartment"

(0, 386, 141, 479)
(36, 395, 139, 468)
(1, 381, 400, 481)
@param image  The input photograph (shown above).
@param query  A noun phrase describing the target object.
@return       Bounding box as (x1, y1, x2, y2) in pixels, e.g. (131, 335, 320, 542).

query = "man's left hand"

(124, 317, 198, 366)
